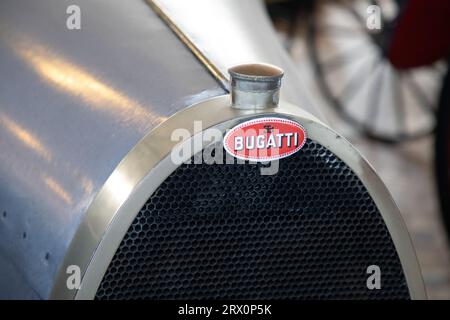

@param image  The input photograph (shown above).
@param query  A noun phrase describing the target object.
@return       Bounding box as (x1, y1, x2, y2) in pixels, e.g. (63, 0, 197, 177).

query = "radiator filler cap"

(229, 63, 284, 109)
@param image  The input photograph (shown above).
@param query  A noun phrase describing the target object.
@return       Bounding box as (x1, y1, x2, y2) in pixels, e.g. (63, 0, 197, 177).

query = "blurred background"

(265, 0, 450, 298)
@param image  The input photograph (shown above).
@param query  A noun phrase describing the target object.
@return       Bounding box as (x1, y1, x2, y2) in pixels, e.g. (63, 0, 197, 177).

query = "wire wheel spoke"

(392, 70, 406, 135)
(403, 73, 435, 114)
(340, 55, 382, 103)
(316, 24, 366, 38)
(364, 62, 385, 129)
(321, 44, 372, 73)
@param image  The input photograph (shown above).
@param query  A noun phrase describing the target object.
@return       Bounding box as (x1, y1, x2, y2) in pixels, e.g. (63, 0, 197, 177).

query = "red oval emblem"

(224, 117, 307, 161)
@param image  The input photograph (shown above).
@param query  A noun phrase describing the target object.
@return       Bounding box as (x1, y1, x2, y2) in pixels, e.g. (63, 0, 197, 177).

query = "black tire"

(435, 67, 450, 243)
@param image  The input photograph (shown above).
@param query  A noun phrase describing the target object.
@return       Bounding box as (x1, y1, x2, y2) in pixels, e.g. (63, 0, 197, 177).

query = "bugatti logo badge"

(224, 117, 307, 161)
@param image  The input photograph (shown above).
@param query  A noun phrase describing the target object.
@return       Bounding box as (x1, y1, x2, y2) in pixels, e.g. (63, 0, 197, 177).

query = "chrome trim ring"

(50, 95, 426, 299)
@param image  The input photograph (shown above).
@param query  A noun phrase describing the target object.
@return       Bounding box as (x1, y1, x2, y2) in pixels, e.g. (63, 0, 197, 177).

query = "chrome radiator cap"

(229, 63, 284, 109)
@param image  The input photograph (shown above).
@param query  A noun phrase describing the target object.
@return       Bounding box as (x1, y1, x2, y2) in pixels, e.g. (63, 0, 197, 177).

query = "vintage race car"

(0, 0, 425, 299)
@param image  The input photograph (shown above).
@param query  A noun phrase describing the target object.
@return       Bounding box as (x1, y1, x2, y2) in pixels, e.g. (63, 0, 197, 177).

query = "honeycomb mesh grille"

(95, 139, 410, 299)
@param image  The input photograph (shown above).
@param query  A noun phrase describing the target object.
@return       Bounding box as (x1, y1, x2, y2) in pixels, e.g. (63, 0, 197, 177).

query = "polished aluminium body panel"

(0, 0, 224, 299)
(149, 0, 325, 120)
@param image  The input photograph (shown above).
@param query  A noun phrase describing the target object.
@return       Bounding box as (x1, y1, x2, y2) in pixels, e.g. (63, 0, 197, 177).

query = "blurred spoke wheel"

(306, 0, 445, 143)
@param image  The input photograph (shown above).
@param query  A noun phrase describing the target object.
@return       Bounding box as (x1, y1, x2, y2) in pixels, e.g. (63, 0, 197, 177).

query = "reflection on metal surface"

(145, 0, 229, 90)
(149, 0, 264, 76)
(0, 113, 52, 161)
(80, 176, 95, 196)
(104, 170, 135, 209)
(43, 176, 73, 206)
(15, 42, 166, 127)
(0, 0, 227, 299)
(148, 0, 325, 120)
(0, 110, 95, 204)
